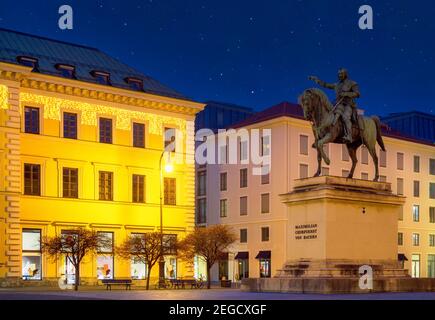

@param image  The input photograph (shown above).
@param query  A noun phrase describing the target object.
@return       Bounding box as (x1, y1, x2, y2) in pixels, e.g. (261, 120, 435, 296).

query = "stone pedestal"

(241, 176, 435, 293)
(278, 176, 407, 280)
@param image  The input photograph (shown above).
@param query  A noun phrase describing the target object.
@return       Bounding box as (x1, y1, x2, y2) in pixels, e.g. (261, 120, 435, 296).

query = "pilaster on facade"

(2, 82, 22, 278)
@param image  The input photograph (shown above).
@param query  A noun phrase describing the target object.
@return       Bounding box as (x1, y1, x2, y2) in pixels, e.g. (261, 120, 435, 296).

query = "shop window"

(131, 257, 148, 280)
(259, 259, 271, 278)
(22, 229, 42, 280)
(96, 232, 114, 280)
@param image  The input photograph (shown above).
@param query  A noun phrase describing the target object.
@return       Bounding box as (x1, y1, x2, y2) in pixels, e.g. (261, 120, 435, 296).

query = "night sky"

(1, 0, 435, 116)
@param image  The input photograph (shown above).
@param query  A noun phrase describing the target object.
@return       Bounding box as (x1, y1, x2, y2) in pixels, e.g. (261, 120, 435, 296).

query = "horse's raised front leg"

(317, 134, 331, 166)
(347, 145, 358, 179)
(314, 147, 322, 177)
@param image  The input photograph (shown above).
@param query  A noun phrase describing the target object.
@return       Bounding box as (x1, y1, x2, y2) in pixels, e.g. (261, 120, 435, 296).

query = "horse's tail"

(372, 116, 386, 151)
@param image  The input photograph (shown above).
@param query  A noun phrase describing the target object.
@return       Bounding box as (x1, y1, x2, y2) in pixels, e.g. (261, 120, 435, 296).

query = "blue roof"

(0, 28, 189, 100)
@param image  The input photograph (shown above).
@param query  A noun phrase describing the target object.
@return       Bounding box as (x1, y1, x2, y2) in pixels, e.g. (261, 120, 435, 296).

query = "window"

(220, 199, 228, 218)
(261, 165, 270, 184)
(197, 171, 206, 196)
(414, 155, 420, 173)
(164, 177, 176, 205)
(412, 254, 420, 278)
(430, 235, 435, 247)
(361, 172, 369, 180)
(397, 178, 404, 196)
(133, 123, 145, 148)
(261, 135, 270, 156)
(164, 127, 176, 152)
(131, 256, 148, 280)
(56, 64, 76, 78)
(220, 172, 227, 191)
(240, 229, 247, 243)
(430, 159, 435, 175)
(261, 193, 270, 214)
(22, 229, 42, 280)
(361, 146, 369, 164)
(24, 106, 40, 134)
(261, 227, 270, 242)
(430, 183, 435, 199)
(163, 234, 178, 255)
(398, 232, 403, 246)
(240, 196, 248, 216)
(342, 170, 350, 178)
(240, 168, 248, 188)
(125, 77, 143, 91)
(299, 164, 308, 179)
(299, 135, 308, 155)
(196, 198, 206, 224)
(413, 205, 420, 222)
(429, 255, 435, 278)
(17, 56, 39, 71)
(413, 180, 420, 197)
(63, 112, 77, 139)
(259, 257, 271, 278)
(412, 233, 420, 246)
(91, 70, 111, 85)
(217, 109, 224, 127)
(342, 145, 349, 162)
(321, 167, 329, 176)
(99, 118, 113, 144)
(397, 152, 404, 170)
(24, 164, 41, 196)
(240, 140, 248, 161)
(99, 171, 113, 201)
(380, 150, 387, 168)
(97, 232, 114, 280)
(379, 175, 387, 182)
(219, 144, 228, 164)
(430, 207, 435, 223)
(132, 174, 145, 203)
(63, 168, 78, 198)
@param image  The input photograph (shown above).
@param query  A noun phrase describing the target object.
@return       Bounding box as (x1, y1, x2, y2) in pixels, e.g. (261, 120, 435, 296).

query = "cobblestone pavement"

(1, 288, 435, 300)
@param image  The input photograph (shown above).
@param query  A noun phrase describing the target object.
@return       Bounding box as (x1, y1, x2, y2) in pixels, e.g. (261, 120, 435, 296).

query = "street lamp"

(159, 150, 173, 288)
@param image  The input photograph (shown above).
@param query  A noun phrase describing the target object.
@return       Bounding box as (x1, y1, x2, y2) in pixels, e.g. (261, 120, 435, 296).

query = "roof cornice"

(0, 62, 205, 116)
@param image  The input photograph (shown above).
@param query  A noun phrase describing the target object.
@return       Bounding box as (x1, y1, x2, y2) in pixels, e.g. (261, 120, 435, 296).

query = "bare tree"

(178, 225, 237, 289)
(42, 228, 112, 291)
(116, 232, 176, 290)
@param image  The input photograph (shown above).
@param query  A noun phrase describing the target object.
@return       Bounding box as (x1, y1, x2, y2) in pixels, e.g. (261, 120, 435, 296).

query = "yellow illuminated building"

(0, 29, 204, 286)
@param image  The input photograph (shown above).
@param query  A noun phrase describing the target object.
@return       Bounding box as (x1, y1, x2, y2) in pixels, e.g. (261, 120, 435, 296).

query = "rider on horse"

(309, 69, 360, 144)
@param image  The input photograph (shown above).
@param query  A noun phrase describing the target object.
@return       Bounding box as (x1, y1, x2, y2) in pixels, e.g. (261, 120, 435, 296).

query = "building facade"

(382, 111, 435, 143)
(198, 102, 435, 282)
(0, 29, 204, 286)
(195, 101, 254, 133)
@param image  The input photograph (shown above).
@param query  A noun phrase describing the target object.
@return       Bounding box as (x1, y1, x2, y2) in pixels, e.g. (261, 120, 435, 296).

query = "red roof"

(228, 101, 434, 148)
(230, 101, 304, 129)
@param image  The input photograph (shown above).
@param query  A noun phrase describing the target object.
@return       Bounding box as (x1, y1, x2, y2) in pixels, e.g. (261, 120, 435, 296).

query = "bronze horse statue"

(299, 88, 386, 181)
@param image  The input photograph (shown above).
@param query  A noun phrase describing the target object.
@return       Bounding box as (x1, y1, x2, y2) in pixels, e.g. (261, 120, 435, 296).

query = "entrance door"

(238, 259, 249, 279)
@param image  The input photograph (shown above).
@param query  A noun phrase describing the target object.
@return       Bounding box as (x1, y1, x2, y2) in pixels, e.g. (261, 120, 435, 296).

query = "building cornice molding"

(0, 62, 205, 116)
(20, 77, 203, 116)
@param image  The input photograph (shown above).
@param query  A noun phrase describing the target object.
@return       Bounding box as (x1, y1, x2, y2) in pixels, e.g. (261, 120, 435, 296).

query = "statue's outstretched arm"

(309, 76, 335, 89)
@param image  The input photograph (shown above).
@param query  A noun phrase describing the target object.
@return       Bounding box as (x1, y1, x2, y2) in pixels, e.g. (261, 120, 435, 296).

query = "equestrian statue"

(299, 68, 386, 181)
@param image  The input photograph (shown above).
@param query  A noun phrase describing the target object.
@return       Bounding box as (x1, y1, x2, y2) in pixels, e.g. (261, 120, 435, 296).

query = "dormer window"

(17, 56, 39, 71)
(125, 77, 143, 91)
(91, 70, 111, 85)
(55, 64, 76, 79)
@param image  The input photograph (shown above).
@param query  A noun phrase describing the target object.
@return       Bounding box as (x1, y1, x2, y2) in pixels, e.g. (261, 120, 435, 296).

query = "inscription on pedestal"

(294, 224, 318, 240)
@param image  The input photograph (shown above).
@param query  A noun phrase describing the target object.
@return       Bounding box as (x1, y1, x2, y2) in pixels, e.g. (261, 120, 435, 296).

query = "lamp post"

(158, 150, 173, 288)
